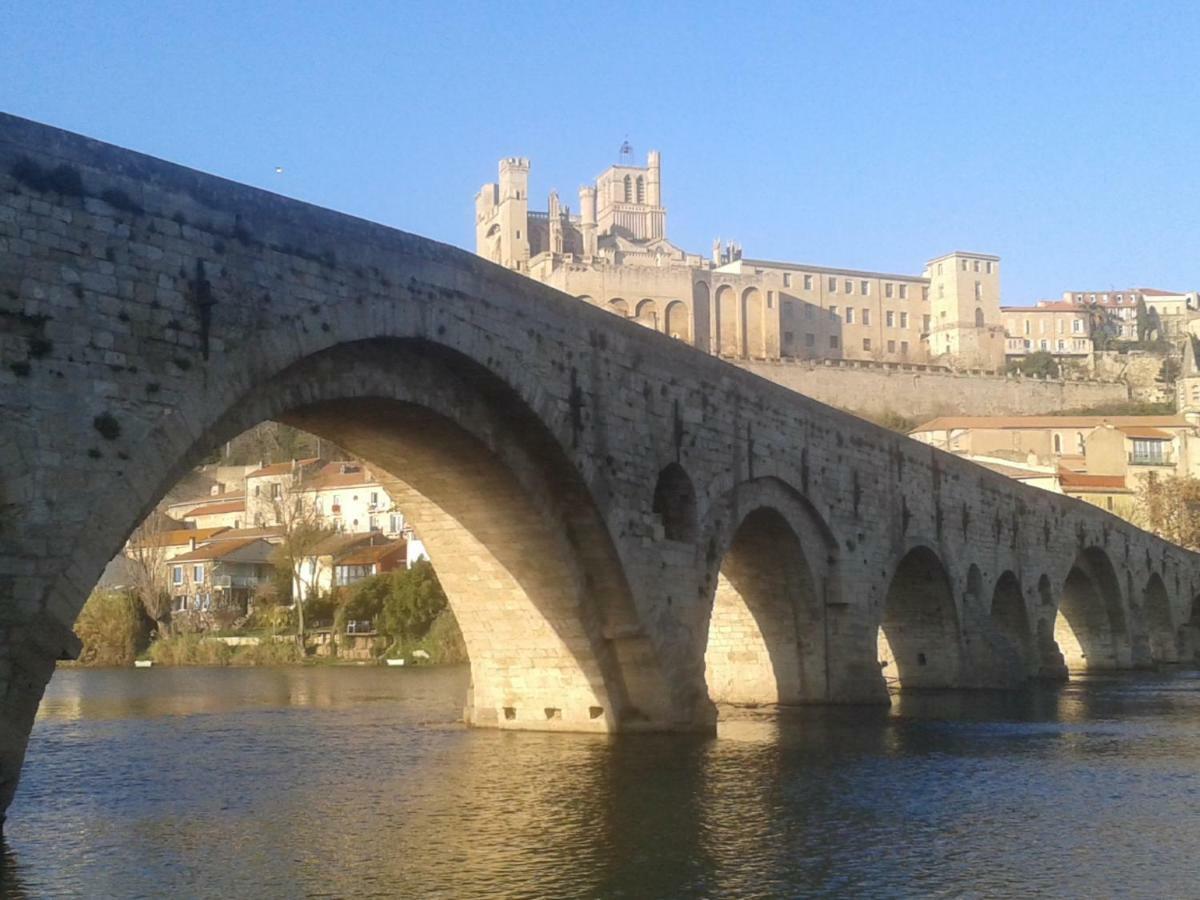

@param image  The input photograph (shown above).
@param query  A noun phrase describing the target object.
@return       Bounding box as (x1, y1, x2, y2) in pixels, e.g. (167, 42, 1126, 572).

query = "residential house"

(244, 457, 323, 526)
(180, 497, 246, 530)
(909, 414, 1199, 520)
(293, 532, 395, 604)
(166, 537, 277, 622)
(333, 540, 409, 590)
(127, 526, 230, 562)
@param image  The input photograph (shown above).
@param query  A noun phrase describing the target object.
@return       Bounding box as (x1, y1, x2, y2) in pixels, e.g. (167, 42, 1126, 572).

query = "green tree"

(338, 561, 449, 647)
(74, 590, 149, 666)
(1008, 350, 1060, 378)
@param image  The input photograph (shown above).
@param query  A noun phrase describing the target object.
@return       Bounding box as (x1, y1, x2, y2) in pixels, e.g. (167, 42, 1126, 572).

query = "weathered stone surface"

(1, 114, 1199, 825)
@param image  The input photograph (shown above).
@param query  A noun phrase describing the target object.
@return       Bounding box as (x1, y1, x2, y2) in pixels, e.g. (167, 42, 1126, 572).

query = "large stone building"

(475, 150, 1006, 369)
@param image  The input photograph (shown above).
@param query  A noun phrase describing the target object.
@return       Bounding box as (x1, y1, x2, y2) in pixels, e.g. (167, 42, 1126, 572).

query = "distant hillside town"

(475, 147, 1198, 381)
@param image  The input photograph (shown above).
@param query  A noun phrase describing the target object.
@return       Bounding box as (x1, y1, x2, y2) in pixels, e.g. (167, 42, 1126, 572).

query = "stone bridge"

(2, 114, 1199, 824)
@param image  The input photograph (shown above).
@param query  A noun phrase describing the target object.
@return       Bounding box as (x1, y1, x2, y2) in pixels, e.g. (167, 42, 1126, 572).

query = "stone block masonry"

(735, 359, 1129, 421)
(1, 113, 1198, 825)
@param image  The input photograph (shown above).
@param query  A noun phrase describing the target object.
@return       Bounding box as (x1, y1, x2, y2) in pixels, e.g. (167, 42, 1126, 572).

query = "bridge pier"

(0, 613, 79, 829)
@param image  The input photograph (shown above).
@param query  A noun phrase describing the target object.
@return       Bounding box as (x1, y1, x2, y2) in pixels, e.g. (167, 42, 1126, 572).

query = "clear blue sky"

(5, 1, 1199, 305)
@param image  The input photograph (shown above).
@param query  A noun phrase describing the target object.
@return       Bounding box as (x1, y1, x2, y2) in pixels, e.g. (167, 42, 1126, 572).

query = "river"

(4, 665, 1200, 898)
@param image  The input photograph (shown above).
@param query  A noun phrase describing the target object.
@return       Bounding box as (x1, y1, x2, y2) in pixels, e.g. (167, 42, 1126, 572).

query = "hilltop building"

(475, 151, 1006, 368)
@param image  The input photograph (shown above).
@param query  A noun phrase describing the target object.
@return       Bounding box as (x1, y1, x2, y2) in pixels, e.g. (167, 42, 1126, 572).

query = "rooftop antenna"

(618, 137, 633, 165)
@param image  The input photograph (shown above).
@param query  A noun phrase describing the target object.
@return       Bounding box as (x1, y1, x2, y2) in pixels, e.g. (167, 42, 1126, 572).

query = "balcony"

(213, 574, 265, 589)
(1128, 451, 1174, 467)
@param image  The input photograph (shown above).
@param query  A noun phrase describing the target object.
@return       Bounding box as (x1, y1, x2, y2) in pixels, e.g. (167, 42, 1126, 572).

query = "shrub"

(233, 640, 303, 666)
(74, 590, 148, 666)
(148, 634, 233, 666)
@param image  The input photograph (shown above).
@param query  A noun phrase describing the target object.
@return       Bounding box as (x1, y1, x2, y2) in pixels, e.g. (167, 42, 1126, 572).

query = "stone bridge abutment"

(2, 115, 1200, 824)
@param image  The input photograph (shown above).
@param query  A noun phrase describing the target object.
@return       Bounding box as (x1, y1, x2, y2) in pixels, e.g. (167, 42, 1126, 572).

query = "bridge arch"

(701, 478, 836, 708)
(49, 338, 674, 734)
(990, 571, 1034, 679)
(1052, 547, 1131, 671)
(1143, 573, 1176, 663)
(878, 544, 962, 690)
(1185, 594, 1200, 663)
(1033, 574, 1067, 680)
(652, 463, 697, 543)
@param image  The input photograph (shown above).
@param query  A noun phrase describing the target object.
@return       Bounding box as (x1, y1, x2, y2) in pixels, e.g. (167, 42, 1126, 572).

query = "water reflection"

(9, 666, 1200, 897)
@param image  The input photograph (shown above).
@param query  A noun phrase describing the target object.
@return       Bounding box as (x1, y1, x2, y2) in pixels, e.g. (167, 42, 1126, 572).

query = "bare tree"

(269, 480, 336, 649)
(1133, 472, 1200, 551)
(125, 512, 175, 635)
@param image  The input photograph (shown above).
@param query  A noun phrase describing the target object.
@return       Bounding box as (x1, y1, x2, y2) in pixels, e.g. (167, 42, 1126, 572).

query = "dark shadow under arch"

(1053, 547, 1130, 672)
(878, 546, 961, 690)
(1144, 573, 1176, 663)
(990, 571, 1034, 679)
(652, 463, 697, 543)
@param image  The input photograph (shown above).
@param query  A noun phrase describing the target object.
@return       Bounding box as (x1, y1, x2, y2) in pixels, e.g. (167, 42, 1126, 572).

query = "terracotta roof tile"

(182, 499, 245, 517)
(130, 527, 229, 548)
(169, 537, 272, 562)
(336, 541, 406, 567)
(1058, 470, 1131, 492)
(246, 458, 321, 479)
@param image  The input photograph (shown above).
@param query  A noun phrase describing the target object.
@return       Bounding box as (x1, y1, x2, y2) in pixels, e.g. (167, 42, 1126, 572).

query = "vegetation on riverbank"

(71, 560, 466, 667)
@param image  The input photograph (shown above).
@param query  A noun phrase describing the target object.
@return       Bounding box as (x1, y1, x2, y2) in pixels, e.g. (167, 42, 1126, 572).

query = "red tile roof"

(246, 458, 321, 479)
(336, 541, 406, 567)
(1058, 470, 1131, 492)
(169, 537, 273, 563)
(182, 499, 245, 518)
(1117, 426, 1173, 439)
(130, 527, 229, 548)
(301, 462, 382, 491)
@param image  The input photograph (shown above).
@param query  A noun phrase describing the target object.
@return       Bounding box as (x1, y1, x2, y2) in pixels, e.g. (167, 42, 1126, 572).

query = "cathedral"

(475, 149, 1006, 369)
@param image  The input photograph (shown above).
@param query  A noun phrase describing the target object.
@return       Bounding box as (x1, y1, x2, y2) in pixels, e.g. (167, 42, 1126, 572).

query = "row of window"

(171, 594, 212, 613)
(784, 333, 913, 355)
(171, 564, 205, 585)
(1013, 318, 1086, 335)
(935, 259, 995, 275)
(779, 271, 928, 300)
(1014, 339, 1091, 351)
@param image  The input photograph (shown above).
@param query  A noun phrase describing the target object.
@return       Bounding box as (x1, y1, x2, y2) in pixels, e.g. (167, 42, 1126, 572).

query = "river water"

(4, 665, 1200, 898)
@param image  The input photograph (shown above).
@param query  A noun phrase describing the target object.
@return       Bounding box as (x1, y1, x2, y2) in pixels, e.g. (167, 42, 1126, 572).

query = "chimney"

(189, 537, 197, 551)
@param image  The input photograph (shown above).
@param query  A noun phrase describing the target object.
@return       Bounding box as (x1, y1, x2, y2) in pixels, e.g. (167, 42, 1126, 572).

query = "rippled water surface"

(6, 666, 1200, 898)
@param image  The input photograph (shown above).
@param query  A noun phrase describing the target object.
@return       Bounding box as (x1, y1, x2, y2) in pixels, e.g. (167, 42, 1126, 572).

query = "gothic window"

(636, 176, 645, 204)
(623, 175, 632, 202)
(975, 307, 985, 327)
